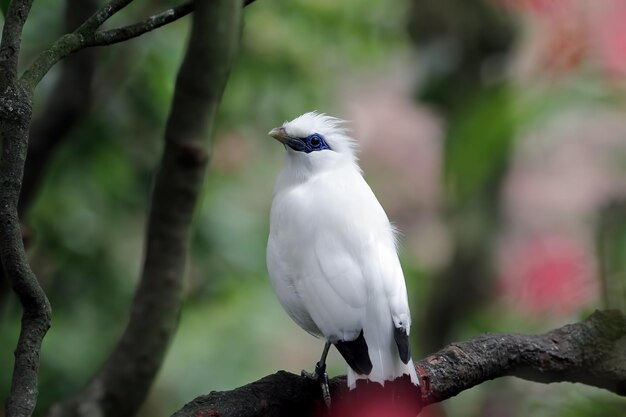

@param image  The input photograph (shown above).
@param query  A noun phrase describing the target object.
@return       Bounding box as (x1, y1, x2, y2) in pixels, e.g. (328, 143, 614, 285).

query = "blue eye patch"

(284, 133, 331, 153)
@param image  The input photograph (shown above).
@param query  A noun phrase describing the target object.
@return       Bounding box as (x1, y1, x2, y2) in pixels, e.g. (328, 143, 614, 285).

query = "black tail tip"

(334, 330, 373, 375)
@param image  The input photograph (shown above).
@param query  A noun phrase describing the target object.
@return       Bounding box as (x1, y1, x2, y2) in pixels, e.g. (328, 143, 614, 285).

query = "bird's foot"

(318, 370, 331, 408)
(300, 369, 317, 379)
(301, 361, 331, 408)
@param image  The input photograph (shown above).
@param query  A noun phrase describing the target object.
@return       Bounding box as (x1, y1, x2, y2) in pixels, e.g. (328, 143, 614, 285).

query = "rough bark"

(0, 1, 53, 416)
(172, 310, 626, 417)
(0, 0, 35, 83)
(0, 83, 51, 417)
(44, 1, 242, 416)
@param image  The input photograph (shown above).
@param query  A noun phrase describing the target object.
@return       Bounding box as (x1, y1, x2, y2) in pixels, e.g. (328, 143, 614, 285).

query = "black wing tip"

(334, 330, 373, 375)
(393, 326, 411, 364)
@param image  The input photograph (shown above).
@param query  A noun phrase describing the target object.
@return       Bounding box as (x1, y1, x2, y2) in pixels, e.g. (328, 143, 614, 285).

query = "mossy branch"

(0, 1, 52, 417)
(20, 0, 259, 92)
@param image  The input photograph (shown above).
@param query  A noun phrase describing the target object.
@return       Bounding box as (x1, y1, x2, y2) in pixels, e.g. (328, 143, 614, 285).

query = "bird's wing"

(361, 235, 413, 366)
(295, 230, 367, 343)
(302, 229, 376, 375)
(266, 234, 322, 337)
(296, 169, 412, 338)
(336, 171, 413, 334)
(371, 236, 412, 330)
(338, 171, 414, 370)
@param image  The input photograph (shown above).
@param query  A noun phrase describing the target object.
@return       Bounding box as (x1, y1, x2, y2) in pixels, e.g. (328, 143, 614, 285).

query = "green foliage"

(556, 395, 626, 417)
(0, 0, 9, 17)
(597, 201, 626, 312)
(443, 85, 514, 202)
(522, 388, 626, 417)
(219, 0, 407, 128)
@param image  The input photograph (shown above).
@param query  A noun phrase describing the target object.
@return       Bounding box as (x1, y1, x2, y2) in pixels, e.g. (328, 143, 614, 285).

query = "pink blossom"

(498, 233, 597, 315)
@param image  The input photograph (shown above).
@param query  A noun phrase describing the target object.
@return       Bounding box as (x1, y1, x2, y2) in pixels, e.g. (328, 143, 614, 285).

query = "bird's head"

(268, 112, 357, 174)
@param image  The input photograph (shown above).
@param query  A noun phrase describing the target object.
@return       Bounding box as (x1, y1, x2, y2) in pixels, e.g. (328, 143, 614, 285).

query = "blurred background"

(1, 0, 626, 416)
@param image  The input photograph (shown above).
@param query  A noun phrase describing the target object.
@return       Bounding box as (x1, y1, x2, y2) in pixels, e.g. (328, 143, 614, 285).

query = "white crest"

(281, 111, 358, 162)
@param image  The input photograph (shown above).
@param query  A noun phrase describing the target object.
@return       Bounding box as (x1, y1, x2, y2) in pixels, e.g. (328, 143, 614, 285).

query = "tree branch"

(1, 0, 97, 355)
(417, 309, 626, 403)
(20, 1, 184, 90)
(0, 2, 53, 417)
(0, 87, 52, 417)
(20, 0, 257, 92)
(89, 2, 193, 47)
(75, 0, 134, 34)
(171, 310, 626, 417)
(0, 0, 35, 83)
(44, 0, 243, 416)
(88, 0, 261, 46)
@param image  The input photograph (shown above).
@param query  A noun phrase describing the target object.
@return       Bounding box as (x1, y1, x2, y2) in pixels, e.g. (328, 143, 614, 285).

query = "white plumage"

(266, 112, 418, 389)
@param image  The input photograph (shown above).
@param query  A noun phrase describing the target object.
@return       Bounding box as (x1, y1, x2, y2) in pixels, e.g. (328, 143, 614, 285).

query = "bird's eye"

(309, 135, 321, 147)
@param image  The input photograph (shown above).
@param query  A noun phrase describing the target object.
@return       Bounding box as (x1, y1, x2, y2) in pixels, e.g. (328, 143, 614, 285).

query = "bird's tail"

(347, 305, 419, 389)
(347, 357, 418, 389)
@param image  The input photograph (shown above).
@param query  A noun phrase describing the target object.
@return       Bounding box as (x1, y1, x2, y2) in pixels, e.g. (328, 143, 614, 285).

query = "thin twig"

(90, 2, 193, 47)
(21, 0, 258, 91)
(21, 1, 186, 90)
(20, 33, 85, 91)
(75, 0, 134, 34)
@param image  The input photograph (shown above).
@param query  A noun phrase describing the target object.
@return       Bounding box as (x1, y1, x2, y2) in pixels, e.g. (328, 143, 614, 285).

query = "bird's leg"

(301, 341, 332, 408)
(316, 342, 331, 408)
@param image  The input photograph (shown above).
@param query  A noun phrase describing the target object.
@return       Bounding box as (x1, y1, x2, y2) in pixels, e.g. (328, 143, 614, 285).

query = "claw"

(301, 369, 316, 379)
(320, 370, 331, 408)
(301, 342, 332, 409)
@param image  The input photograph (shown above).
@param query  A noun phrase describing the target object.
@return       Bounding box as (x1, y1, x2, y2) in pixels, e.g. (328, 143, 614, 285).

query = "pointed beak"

(268, 126, 305, 151)
(268, 127, 287, 144)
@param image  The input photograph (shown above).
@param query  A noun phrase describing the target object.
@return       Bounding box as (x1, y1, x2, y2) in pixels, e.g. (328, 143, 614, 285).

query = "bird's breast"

(268, 171, 393, 267)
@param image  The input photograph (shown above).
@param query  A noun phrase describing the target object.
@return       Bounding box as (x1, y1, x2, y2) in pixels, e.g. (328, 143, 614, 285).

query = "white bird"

(266, 112, 419, 400)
